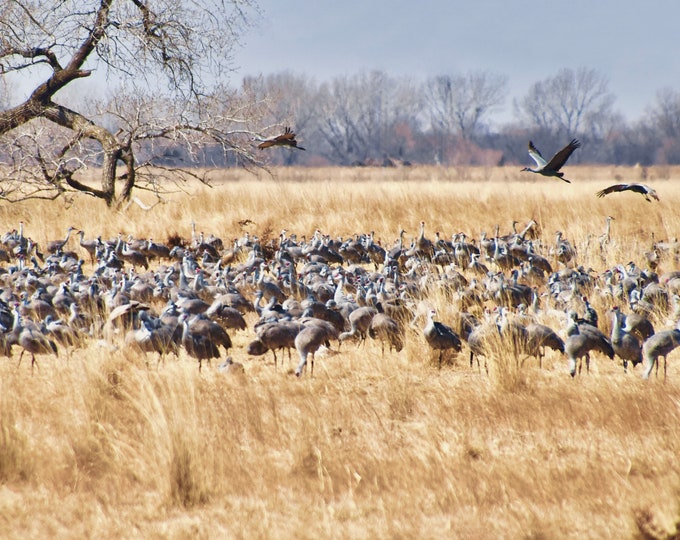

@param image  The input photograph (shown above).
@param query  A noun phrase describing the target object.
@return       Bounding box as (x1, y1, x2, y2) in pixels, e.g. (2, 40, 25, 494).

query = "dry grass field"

(1, 165, 680, 539)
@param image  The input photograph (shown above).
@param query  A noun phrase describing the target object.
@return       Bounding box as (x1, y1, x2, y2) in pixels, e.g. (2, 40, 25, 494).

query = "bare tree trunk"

(43, 103, 122, 206)
(117, 149, 136, 208)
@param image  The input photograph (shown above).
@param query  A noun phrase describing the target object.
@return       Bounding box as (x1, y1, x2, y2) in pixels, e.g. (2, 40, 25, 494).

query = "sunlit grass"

(1, 165, 680, 538)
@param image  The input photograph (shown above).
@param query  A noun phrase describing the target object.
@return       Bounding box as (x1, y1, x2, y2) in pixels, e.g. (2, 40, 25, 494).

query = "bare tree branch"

(0, 0, 262, 208)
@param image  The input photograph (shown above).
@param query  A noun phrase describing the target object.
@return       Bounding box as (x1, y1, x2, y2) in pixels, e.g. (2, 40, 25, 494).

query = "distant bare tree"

(424, 71, 508, 142)
(0, 0, 260, 207)
(243, 72, 318, 165)
(646, 88, 680, 163)
(316, 70, 421, 165)
(649, 88, 680, 139)
(515, 67, 616, 139)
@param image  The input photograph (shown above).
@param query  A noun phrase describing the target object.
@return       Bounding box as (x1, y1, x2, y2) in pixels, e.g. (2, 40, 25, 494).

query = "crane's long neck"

(425, 311, 436, 333)
(611, 310, 623, 342)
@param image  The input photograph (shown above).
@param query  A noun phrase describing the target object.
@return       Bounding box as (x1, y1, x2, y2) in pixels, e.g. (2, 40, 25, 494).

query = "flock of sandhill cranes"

(0, 214, 678, 381)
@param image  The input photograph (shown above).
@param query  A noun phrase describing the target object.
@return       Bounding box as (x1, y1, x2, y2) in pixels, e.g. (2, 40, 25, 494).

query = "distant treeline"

(196, 67, 679, 168)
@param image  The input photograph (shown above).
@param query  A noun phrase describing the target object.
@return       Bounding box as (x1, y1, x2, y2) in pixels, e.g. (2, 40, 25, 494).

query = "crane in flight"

(253, 126, 306, 151)
(521, 138, 581, 183)
(595, 183, 659, 202)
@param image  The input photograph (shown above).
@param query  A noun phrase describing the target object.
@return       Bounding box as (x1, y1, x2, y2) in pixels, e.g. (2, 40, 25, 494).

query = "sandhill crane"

(596, 183, 659, 202)
(415, 221, 434, 260)
(256, 262, 287, 303)
(205, 300, 247, 331)
(46, 226, 76, 254)
(339, 306, 377, 346)
(254, 126, 306, 151)
(521, 139, 581, 183)
(368, 312, 404, 355)
(610, 306, 642, 372)
(294, 325, 332, 377)
(11, 305, 58, 372)
(565, 311, 614, 377)
(598, 216, 615, 251)
(621, 310, 655, 342)
(124, 311, 179, 365)
(179, 313, 221, 372)
(581, 296, 599, 328)
(554, 231, 576, 265)
(466, 313, 498, 373)
(143, 238, 171, 260)
(43, 314, 81, 350)
(641, 327, 680, 380)
(120, 242, 149, 270)
(247, 320, 303, 368)
(423, 309, 462, 368)
(185, 314, 232, 354)
(525, 323, 564, 368)
(301, 299, 346, 334)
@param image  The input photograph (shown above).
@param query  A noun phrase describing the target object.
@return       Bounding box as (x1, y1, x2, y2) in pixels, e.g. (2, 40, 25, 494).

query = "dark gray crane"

(423, 309, 462, 368)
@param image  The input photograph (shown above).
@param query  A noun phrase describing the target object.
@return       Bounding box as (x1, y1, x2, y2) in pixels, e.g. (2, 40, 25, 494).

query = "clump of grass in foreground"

(0, 403, 34, 483)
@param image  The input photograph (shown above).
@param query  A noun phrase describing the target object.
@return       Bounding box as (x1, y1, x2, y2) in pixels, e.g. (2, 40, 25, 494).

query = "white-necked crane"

(521, 139, 581, 183)
(595, 183, 659, 202)
(423, 309, 462, 368)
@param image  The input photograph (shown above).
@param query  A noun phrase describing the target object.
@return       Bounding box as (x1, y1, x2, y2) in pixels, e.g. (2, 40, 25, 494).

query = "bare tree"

(0, 0, 260, 207)
(646, 88, 680, 163)
(424, 71, 507, 141)
(515, 67, 616, 139)
(316, 70, 421, 165)
(243, 71, 318, 165)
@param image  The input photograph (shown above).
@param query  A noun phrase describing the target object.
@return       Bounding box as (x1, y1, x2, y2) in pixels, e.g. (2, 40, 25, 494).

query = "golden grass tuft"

(1, 165, 680, 537)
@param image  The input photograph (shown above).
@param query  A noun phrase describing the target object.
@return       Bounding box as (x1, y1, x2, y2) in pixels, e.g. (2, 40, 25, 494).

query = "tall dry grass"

(1, 165, 680, 538)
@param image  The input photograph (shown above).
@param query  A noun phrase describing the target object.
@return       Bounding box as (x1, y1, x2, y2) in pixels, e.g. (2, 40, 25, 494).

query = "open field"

(1, 165, 680, 539)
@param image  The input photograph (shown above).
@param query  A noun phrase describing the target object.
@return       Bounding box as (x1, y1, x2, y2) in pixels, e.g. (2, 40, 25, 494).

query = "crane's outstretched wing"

(546, 138, 581, 171)
(257, 126, 305, 150)
(527, 141, 547, 168)
(596, 183, 659, 201)
(596, 184, 626, 198)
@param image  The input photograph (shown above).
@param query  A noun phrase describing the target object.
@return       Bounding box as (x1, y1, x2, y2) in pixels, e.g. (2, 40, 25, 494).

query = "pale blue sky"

(234, 0, 680, 122)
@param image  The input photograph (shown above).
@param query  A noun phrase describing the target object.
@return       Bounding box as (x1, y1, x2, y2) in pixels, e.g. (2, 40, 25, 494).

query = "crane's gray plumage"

(522, 139, 581, 183)
(247, 320, 303, 368)
(525, 323, 564, 368)
(610, 306, 642, 372)
(254, 126, 306, 151)
(369, 312, 404, 355)
(596, 183, 659, 202)
(179, 313, 222, 372)
(339, 306, 378, 346)
(565, 310, 614, 377)
(642, 328, 680, 380)
(423, 309, 462, 368)
(294, 325, 331, 377)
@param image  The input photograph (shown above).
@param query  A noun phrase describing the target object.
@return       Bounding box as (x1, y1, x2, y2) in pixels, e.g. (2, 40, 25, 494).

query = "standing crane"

(423, 309, 462, 369)
(610, 306, 642, 373)
(641, 327, 680, 380)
